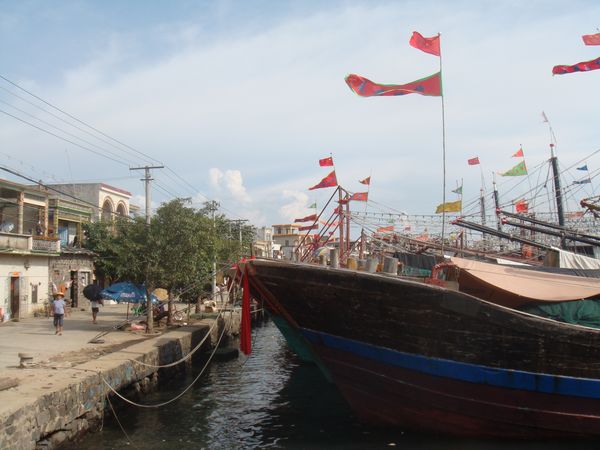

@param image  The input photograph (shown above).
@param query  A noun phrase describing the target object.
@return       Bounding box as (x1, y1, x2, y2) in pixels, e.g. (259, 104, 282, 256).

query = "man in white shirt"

(90, 299, 101, 324)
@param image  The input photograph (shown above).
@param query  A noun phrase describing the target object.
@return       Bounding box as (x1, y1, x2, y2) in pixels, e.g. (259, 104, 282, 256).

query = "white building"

(44, 183, 131, 221)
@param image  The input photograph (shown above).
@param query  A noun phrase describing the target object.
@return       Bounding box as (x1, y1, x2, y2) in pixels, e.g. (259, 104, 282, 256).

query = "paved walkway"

(0, 303, 163, 373)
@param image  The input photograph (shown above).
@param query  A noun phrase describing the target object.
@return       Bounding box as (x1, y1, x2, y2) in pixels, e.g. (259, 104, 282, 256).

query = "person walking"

(52, 292, 67, 335)
(90, 298, 102, 324)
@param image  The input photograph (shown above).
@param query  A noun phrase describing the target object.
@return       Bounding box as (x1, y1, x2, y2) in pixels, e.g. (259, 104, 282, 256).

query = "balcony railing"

(32, 236, 61, 253)
(0, 232, 60, 254)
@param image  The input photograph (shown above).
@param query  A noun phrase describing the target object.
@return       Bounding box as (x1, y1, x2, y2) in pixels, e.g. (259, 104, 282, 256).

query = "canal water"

(70, 320, 595, 450)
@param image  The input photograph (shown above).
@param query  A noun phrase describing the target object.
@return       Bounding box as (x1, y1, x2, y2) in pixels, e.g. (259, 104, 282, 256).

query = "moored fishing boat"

(245, 258, 600, 438)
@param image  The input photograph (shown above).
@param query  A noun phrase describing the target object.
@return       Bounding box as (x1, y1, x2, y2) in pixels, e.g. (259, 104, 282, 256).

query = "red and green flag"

(309, 170, 338, 190)
(553, 57, 600, 75)
(500, 161, 528, 176)
(345, 72, 442, 97)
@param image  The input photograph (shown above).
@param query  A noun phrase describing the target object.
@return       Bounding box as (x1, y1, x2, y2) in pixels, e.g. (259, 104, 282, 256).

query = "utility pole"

(129, 165, 164, 225)
(204, 201, 220, 300)
(230, 219, 249, 257)
(129, 165, 163, 332)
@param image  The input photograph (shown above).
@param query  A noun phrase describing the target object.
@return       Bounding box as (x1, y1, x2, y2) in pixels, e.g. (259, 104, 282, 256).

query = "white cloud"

(223, 170, 251, 204)
(209, 168, 224, 190)
(279, 190, 310, 222)
(209, 168, 251, 204)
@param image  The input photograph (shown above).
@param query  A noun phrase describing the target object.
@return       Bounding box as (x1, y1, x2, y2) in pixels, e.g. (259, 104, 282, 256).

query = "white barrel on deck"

(330, 249, 339, 268)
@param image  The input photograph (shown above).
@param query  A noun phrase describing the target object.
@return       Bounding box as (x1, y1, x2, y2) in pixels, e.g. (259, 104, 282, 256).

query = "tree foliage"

(83, 199, 255, 302)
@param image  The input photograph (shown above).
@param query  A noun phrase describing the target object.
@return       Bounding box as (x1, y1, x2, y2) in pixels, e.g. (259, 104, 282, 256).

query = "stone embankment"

(0, 304, 240, 450)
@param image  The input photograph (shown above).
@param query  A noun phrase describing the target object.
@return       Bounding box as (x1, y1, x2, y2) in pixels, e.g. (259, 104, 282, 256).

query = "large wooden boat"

(245, 258, 600, 438)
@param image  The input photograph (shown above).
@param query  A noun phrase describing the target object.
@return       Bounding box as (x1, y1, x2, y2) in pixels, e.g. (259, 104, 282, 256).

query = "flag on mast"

(349, 192, 368, 202)
(359, 176, 371, 185)
(577, 165, 589, 171)
(435, 200, 462, 214)
(582, 33, 600, 46)
(452, 185, 463, 195)
(308, 202, 317, 208)
(309, 170, 338, 190)
(515, 199, 529, 213)
(345, 72, 442, 97)
(512, 147, 524, 158)
(552, 57, 600, 75)
(377, 225, 395, 233)
(294, 214, 318, 223)
(468, 157, 480, 165)
(319, 156, 334, 167)
(409, 32, 441, 56)
(500, 161, 528, 176)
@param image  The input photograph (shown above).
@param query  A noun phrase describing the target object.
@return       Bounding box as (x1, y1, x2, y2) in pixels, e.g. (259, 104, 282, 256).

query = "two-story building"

(272, 224, 318, 260)
(253, 226, 277, 258)
(43, 183, 131, 221)
(0, 179, 61, 320)
(0, 180, 135, 320)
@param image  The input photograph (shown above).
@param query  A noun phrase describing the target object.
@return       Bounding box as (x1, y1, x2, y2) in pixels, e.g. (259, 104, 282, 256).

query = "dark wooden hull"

(246, 259, 600, 437)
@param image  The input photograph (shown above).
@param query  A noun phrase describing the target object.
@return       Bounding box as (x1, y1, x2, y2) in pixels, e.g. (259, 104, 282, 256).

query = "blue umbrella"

(100, 282, 158, 304)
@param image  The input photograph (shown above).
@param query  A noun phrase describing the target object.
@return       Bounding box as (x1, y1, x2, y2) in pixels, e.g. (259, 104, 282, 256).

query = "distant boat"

(245, 258, 600, 438)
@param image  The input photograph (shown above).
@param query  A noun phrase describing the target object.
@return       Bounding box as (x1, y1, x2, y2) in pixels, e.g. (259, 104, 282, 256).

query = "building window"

(285, 240, 289, 246)
(31, 284, 38, 304)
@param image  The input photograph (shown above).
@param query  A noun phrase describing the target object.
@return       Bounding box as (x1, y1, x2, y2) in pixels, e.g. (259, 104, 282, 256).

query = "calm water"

(70, 320, 596, 450)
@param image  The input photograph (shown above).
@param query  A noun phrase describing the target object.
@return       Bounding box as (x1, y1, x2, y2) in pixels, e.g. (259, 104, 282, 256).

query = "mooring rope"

(100, 306, 230, 409)
(106, 392, 142, 450)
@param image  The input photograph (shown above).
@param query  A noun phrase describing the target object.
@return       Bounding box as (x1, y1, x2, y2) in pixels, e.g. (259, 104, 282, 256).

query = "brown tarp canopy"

(451, 256, 600, 308)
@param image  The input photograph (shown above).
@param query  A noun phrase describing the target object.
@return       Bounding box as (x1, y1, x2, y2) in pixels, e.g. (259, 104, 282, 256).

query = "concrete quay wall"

(0, 313, 240, 450)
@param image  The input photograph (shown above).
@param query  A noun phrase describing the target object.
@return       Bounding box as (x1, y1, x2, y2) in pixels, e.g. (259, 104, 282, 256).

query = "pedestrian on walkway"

(90, 298, 102, 324)
(52, 292, 67, 335)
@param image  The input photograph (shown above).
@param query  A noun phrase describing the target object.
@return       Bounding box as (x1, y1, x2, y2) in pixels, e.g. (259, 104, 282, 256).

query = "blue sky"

(0, 0, 599, 228)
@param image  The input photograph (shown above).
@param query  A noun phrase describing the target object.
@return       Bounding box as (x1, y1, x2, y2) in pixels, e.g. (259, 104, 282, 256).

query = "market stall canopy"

(100, 282, 158, 304)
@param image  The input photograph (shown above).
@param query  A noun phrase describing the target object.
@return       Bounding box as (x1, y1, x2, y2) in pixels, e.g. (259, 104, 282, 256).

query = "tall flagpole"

(439, 33, 447, 255)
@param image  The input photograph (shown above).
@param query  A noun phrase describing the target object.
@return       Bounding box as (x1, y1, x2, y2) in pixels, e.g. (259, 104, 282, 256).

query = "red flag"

(299, 224, 319, 231)
(515, 199, 529, 213)
(345, 72, 442, 97)
(309, 170, 338, 190)
(377, 225, 394, 233)
(512, 148, 524, 158)
(583, 33, 600, 46)
(409, 32, 441, 56)
(468, 157, 480, 165)
(350, 192, 368, 201)
(359, 176, 371, 185)
(294, 214, 318, 223)
(319, 156, 334, 167)
(553, 57, 600, 75)
(240, 268, 252, 355)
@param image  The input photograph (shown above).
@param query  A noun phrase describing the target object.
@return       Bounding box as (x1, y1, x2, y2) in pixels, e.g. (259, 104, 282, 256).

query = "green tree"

(83, 199, 243, 331)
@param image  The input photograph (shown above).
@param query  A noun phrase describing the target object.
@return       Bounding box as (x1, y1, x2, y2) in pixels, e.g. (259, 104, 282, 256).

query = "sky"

(0, 0, 599, 230)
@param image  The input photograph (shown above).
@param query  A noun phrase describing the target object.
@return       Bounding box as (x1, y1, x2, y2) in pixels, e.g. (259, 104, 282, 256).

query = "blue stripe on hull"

(301, 328, 600, 400)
